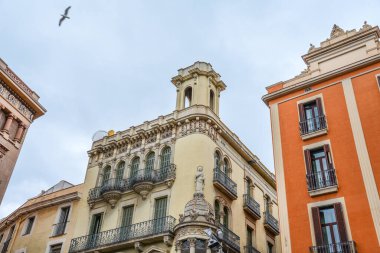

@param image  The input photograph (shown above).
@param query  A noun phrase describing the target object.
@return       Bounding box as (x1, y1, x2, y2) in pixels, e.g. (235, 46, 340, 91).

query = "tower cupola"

(171, 61, 226, 116)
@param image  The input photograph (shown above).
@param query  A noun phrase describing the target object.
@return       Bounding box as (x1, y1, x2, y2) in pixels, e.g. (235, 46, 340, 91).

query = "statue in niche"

(195, 166, 205, 194)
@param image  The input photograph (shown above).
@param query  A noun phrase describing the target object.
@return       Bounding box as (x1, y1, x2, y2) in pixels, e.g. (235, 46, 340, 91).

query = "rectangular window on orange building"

(299, 98, 327, 135)
(376, 75, 380, 89)
(305, 145, 337, 191)
(311, 203, 350, 250)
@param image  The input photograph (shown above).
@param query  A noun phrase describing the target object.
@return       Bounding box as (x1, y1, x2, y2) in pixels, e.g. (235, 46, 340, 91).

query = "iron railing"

(130, 164, 176, 186)
(245, 245, 261, 253)
(69, 216, 176, 253)
(52, 221, 69, 236)
(87, 165, 176, 202)
(309, 241, 357, 253)
(299, 115, 327, 135)
(216, 222, 240, 252)
(264, 211, 279, 235)
(213, 168, 237, 198)
(243, 194, 261, 219)
(307, 169, 337, 191)
(1, 240, 10, 253)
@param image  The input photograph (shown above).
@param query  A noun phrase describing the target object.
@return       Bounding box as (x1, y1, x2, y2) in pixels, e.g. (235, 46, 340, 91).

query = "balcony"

(243, 194, 261, 220)
(309, 241, 357, 253)
(69, 216, 176, 253)
(245, 245, 261, 253)
(130, 165, 176, 199)
(263, 211, 279, 235)
(52, 221, 68, 236)
(217, 223, 240, 252)
(87, 165, 176, 206)
(307, 169, 338, 196)
(299, 115, 327, 140)
(213, 169, 237, 199)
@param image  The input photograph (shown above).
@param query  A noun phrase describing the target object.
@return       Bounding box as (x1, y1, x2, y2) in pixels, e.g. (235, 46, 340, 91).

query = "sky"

(0, 0, 379, 218)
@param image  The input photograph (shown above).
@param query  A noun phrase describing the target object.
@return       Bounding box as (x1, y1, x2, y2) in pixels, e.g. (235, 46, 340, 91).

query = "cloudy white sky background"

(0, 0, 379, 217)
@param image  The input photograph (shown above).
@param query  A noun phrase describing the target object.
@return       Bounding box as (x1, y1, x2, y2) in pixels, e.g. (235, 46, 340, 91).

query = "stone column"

(14, 123, 26, 142)
(1, 114, 14, 133)
(189, 238, 196, 253)
(175, 241, 182, 253)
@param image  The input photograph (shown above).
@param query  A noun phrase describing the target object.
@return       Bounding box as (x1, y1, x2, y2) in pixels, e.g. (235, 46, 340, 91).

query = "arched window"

(102, 166, 111, 186)
(215, 200, 220, 223)
(145, 152, 155, 172)
(223, 158, 230, 176)
(131, 157, 140, 177)
(160, 147, 171, 171)
(116, 162, 125, 180)
(184, 87, 192, 108)
(210, 90, 215, 111)
(214, 152, 221, 170)
(223, 206, 229, 228)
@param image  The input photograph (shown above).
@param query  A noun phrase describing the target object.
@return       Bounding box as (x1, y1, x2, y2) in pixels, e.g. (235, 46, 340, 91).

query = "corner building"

(0, 58, 46, 204)
(70, 62, 281, 253)
(263, 23, 380, 252)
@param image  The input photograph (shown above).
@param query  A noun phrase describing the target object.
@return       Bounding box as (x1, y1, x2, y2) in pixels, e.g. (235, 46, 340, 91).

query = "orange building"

(263, 23, 380, 252)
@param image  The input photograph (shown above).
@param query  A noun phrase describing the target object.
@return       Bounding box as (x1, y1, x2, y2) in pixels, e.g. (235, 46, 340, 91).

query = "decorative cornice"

(0, 79, 35, 121)
(262, 53, 380, 105)
(0, 59, 37, 101)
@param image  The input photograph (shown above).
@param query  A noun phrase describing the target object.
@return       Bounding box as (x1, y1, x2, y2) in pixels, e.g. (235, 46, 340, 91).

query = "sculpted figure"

(195, 166, 205, 194)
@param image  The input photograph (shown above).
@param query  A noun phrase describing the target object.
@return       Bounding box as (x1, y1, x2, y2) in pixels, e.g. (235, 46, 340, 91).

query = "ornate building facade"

(0, 58, 46, 204)
(263, 23, 380, 252)
(0, 181, 82, 253)
(67, 62, 281, 253)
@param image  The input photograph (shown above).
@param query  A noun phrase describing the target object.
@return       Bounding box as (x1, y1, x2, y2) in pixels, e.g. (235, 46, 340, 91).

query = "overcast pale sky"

(0, 0, 379, 218)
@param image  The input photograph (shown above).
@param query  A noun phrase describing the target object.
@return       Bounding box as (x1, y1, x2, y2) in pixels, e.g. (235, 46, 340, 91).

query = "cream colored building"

(69, 62, 281, 253)
(0, 181, 82, 253)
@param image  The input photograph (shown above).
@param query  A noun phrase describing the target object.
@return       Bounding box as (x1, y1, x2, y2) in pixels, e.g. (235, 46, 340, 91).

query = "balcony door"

(299, 98, 324, 134)
(312, 203, 348, 252)
(305, 145, 335, 190)
(120, 205, 134, 241)
(153, 197, 167, 234)
(88, 213, 103, 248)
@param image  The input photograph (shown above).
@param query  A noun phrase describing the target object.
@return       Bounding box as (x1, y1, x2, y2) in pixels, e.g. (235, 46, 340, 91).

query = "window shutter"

(323, 145, 333, 170)
(334, 203, 348, 242)
(121, 206, 134, 227)
(311, 207, 323, 246)
(298, 103, 306, 121)
(304, 149, 312, 174)
(377, 75, 380, 88)
(316, 98, 323, 115)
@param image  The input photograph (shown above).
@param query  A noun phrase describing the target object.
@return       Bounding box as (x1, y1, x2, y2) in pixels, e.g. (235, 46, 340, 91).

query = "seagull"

(59, 6, 71, 26)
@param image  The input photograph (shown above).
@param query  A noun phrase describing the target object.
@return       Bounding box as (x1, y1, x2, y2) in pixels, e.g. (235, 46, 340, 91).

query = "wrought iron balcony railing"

(87, 165, 176, 203)
(69, 216, 176, 253)
(245, 245, 261, 253)
(299, 115, 327, 135)
(263, 211, 279, 235)
(243, 194, 261, 220)
(130, 164, 176, 186)
(309, 241, 357, 253)
(213, 168, 237, 199)
(306, 169, 337, 191)
(216, 222, 240, 252)
(52, 221, 69, 236)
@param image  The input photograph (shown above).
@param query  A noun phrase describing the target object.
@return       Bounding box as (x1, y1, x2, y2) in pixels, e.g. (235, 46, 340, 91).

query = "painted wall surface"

(268, 62, 380, 252)
(0, 185, 81, 253)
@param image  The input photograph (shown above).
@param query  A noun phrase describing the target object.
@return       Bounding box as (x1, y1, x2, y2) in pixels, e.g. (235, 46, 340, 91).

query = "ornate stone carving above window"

(0, 80, 34, 120)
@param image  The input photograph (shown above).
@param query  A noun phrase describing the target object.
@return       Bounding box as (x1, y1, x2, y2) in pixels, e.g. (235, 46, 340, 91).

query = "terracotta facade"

(0, 58, 46, 205)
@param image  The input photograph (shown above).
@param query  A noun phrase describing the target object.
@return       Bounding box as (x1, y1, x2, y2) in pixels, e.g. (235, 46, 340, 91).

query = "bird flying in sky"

(59, 6, 71, 26)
